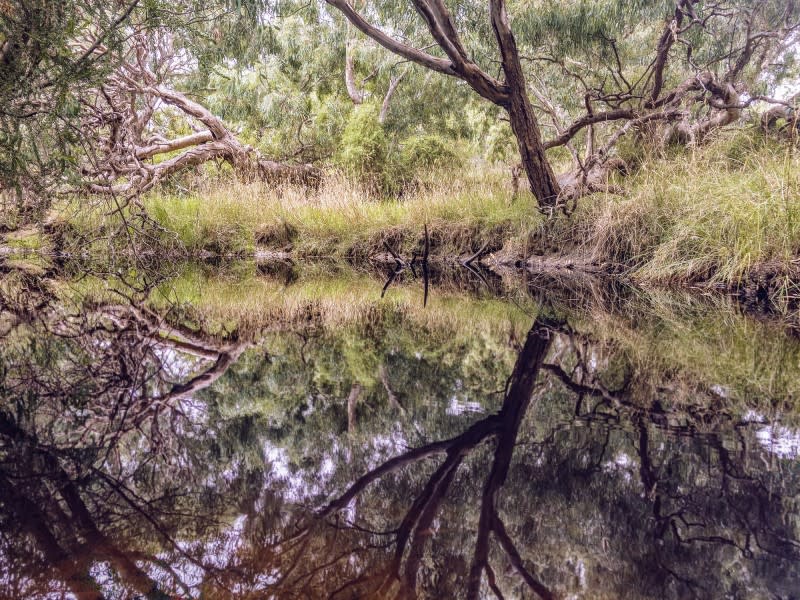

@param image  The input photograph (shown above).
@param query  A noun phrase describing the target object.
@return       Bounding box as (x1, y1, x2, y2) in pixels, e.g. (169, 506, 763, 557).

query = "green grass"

(52, 129, 800, 296)
(572, 288, 800, 411)
(8, 248, 800, 416)
(1, 228, 52, 274)
(147, 260, 800, 410)
(140, 131, 799, 290)
(142, 167, 543, 259)
(144, 191, 263, 256)
(4, 227, 48, 252)
(573, 130, 800, 286)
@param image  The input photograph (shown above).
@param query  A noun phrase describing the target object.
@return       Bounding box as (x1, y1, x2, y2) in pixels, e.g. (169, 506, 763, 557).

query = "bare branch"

(325, 0, 456, 77)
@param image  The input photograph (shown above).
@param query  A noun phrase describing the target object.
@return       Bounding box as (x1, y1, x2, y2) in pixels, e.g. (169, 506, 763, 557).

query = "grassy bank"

(568, 130, 800, 289)
(141, 167, 541, 259)
(6, 251, 800, 414)
(40, 130, 799, 298)
(144, 260, 534, 337)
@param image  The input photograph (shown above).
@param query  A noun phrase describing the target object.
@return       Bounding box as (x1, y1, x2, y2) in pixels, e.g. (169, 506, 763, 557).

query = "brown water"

(1, 260, 799, 599)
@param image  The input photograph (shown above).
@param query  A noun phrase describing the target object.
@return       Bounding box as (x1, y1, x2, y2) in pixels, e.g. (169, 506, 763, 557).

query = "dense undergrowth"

(571, 129, 800, 287)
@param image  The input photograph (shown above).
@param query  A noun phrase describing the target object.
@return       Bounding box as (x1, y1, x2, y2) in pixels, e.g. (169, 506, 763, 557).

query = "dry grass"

(56, 130, 800, 297)
(574, 131, 800, 287)
(143, 165, 543, 258)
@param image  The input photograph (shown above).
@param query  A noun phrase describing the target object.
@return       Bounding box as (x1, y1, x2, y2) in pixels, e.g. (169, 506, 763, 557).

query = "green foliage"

(5, 269, 800, 598)
(335, 103, 389, 188)
(336, 112, 462, 193)
(483, 126, 515, 164)
(515, 0, 673, 55)
(397, 133, 458, 174)
(198, 12, 351, 163)
(0, 1, 217, 208)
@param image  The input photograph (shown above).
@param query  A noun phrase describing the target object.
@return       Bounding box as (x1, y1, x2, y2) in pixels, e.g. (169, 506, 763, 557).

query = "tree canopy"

(1, 0, 797, 218)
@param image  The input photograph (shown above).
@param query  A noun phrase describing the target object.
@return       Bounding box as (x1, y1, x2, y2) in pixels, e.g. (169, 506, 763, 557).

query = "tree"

(80, 33, 320, 197)
(324, 0, 562, 207)
(0, 0, 144, 215)
(323, 0, 800, 208)
(0, 1, 323, 215)
(3, 266, 800, 598)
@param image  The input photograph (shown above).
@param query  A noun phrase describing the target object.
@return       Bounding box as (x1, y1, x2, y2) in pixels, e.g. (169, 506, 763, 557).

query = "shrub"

(335, 103, 388, 189)
(398, 133, 458, 173)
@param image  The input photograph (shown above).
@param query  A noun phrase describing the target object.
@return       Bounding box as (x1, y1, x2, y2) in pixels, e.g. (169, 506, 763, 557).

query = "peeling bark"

(345, 42, 367, 105)
(379, 72, 405, 124)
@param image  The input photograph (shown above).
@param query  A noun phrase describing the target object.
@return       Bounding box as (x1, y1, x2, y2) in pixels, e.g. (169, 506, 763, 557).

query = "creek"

(1, 258, 799, 599)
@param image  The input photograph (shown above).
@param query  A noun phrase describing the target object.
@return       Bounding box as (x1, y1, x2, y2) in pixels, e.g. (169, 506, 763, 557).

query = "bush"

(398, 134, 458, 173)
(335, 103, 388, 189)
(385, 133, 460, 195)
(335, 106, 462, 195)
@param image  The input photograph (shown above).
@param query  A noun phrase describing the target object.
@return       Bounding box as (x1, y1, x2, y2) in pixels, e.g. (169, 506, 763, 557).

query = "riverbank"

(5, 130, 799, 304)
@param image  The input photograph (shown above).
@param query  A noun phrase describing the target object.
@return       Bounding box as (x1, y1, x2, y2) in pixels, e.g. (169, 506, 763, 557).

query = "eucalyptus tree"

(0, 1, 207, 216)
(322, 0, 800, 207)
(193, 311, 800, 599)
(80, 31, 321, 197)
(3, 272, 800, 598)
(0, 273, 257, 599)
(0, 0, 147, 215)
(0, 0, 322, 216)
(322, 0, 563, 206)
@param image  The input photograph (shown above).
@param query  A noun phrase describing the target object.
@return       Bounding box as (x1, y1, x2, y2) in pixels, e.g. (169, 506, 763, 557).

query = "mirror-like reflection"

(1, 264, 799, 599)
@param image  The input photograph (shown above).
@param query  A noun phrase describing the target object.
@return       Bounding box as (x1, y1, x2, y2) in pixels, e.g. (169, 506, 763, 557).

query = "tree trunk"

(84, 79, 321, 196)
(345, 41, 367, 105)
(378, 73, 405, 124)
(489, 0, 560, 208)
(328, 0, 563, 209)
(506, 91, 561, 207)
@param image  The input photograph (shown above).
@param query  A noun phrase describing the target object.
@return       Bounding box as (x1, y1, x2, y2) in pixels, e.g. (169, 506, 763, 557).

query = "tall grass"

(55, 130, 800, 292)
(145, 190, 263, 255)
(143, 166, 543, 258)
(573, 288, 800, 411)
(134, 262, 800, 413)
(23, 255, 800, 414)
(578, 131, 800, 286)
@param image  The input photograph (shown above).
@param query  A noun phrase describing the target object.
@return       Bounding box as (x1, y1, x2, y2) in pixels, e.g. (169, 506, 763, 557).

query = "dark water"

(1, 261, 799, 599)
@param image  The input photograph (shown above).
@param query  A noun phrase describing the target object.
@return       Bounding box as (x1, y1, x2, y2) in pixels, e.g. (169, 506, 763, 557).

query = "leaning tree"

(322, 0, 800, 208)
(0, 0, 320, 216)
(0, 0, 147, 214)
(80, 32, 320, 197)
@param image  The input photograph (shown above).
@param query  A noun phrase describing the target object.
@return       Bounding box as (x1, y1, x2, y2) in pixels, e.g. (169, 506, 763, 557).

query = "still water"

(1, 260, 799, 599)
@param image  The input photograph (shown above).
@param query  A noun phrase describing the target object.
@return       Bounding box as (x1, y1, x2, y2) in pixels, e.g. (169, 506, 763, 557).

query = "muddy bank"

(291, 240, 800, 312)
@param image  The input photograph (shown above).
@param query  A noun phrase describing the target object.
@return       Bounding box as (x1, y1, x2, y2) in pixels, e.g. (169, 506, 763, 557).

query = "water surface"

(1, 260, 799, 599)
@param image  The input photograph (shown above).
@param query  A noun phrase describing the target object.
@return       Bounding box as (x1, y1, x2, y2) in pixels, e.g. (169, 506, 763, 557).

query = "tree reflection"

(1, 282, 799, 599)
(0, 280, 245, 598)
